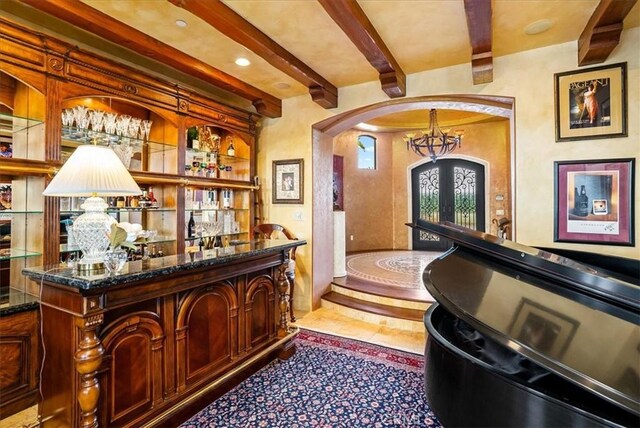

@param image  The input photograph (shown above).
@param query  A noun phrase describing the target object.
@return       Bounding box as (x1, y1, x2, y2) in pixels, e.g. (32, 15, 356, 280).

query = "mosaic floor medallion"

(345, 251, 442, 289)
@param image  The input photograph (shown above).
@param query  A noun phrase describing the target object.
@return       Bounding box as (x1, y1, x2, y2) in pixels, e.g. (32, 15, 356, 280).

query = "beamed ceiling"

(2, 0, 638, 126)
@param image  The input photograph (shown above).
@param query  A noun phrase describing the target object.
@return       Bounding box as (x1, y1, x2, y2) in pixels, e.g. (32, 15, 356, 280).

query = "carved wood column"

(276, 263, 290, 338)
(74, 315, 104, 428)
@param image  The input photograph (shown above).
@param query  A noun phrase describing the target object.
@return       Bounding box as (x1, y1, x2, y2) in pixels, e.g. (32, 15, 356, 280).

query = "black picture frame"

(554, 62, 627, 142)
(554, 158, 635, 246)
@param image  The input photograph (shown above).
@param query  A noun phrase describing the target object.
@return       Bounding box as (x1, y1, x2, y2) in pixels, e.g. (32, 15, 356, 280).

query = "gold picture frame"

(272, 159, 304, 204)
(554, 62, 627, 141)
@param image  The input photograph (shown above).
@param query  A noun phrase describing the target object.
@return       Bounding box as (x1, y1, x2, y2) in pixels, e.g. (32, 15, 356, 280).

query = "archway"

(311, 95, 515, 309)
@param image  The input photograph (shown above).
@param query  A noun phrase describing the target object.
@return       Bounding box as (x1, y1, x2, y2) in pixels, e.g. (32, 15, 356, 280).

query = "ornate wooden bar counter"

(22, 239, 305, 428)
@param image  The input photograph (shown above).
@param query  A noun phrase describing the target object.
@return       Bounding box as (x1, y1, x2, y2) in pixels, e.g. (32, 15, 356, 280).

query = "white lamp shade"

(43, 144, 141, 197)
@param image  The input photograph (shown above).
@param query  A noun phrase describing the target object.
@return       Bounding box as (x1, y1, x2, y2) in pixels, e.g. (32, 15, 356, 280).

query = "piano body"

(411, 221, 639, 427)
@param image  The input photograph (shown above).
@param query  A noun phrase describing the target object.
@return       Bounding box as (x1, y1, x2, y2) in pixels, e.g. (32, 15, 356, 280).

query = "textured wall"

(334, 121, 510, 251)
(258, 28, 640, 311)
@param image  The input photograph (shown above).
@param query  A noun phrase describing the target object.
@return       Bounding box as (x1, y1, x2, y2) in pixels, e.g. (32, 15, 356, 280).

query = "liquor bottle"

(150, 244, 157, 258)
(148, 187, 158, 208)
(187, 127, 198, 149)
(574, 185, 589, 217)
(139, 190, 150, 208)
(188, 211, 195, 238)
(222, 189, 232, 209)
(157, 247, 164, 258)
(130, 194, 140, 208)
(226, 137, 235, 157)
(116, 196, 125, 208)
(192, 127, 200, 151)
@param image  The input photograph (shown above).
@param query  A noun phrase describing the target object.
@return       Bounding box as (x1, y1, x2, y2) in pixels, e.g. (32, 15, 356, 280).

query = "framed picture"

(508, 298, 579, 359)
(554, 62, 627, 141)
(554, 158, 635, 246)
(0, 141, 12, 158)
(272, 159, 303, 204)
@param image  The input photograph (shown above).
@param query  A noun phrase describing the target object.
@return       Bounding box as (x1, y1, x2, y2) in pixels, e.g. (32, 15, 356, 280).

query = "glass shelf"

(0, 248, 42, 260)
(60, 236, 176, 253)
(61, 207, 176, 215)
(186, 208, 249, 212)
(0, 113, 44, 135)
(0, 210, 44, 215)
(61, 126, 175, 154)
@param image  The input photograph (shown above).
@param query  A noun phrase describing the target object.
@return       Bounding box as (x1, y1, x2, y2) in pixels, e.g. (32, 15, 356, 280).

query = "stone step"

(331, 283, 429, 311)
(321, 291, 427, 332)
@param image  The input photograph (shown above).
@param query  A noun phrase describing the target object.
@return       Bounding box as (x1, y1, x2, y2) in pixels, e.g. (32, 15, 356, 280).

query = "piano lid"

(411, 220, 640, 416)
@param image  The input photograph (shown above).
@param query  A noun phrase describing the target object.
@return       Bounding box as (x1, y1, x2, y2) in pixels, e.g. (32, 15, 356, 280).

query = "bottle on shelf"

(226, 136, 235, 157)
(222, 189, 232, 209)
(130, 194, 140, 208)
(187, 211, 195, 238)
(148, 186, 158, 208)
(187, 126, 199, 150)
(139, 190, 150, 208)
(116, 196, 126, 208)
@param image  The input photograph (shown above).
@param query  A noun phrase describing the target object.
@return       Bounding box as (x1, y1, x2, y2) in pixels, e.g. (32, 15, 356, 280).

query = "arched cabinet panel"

(245, 274, 276, 351)
(98, 313, 164, 427)
(176, 282, 238, 389)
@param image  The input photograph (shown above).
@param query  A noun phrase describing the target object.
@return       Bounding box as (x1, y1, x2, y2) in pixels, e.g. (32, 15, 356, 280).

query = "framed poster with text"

(554, 62, 627, 142)
(554, 158, 634, 246)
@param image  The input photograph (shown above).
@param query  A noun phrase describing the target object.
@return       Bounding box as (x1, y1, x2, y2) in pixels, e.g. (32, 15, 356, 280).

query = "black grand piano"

(410, 221, 639, 427)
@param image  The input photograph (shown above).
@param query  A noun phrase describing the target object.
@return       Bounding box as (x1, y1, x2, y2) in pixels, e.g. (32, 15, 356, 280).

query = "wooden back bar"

(24, 240, 304, 427)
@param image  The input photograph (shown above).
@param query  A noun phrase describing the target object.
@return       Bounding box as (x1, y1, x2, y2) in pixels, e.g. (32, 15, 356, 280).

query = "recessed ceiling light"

(235, 58, 251, 67)
(524, 19, 552, 35)
(274, 82, 291, 90)
(175, 19, 188, 28)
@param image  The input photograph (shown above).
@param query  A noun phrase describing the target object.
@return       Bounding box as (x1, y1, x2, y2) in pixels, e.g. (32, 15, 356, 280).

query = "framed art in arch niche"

(554, 158, 634, 246)
(554, 62, 627, 142)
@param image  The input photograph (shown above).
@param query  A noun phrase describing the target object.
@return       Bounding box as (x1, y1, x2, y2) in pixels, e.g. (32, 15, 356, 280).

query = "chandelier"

(403, 109, 463, 162)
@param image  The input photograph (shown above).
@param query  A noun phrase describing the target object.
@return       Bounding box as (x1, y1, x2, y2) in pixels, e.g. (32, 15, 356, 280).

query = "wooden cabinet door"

(0, 309, 39, 419)
(176, 282, 239, 388)
(244, 274, 276, 351)
(98, 313, 165, 427)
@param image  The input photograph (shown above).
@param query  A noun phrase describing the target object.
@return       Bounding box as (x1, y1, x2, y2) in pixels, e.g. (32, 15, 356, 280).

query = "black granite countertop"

(0, 288, 39, 316)
(22, 239, 305, 292)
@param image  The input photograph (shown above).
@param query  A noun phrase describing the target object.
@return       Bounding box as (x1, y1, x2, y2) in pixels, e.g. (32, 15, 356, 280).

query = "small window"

(357, 135, 376, 170)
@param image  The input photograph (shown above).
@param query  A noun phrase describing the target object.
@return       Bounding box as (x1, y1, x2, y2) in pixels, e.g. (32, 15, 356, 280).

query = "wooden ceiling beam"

(578, 0, 638, 66)
(317, 0, 406, 98)
(170, 0, 338, 109)
(18, 0, 282, 118)
(464, 0, 493, 85)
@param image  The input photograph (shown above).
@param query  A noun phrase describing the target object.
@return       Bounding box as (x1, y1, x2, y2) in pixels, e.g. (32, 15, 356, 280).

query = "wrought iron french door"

(411, 159, 485, 250)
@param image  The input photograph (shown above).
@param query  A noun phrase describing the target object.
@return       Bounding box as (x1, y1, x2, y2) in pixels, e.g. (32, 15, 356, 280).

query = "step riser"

(331, 283, 429, 311)
(320, 300, 426, 333)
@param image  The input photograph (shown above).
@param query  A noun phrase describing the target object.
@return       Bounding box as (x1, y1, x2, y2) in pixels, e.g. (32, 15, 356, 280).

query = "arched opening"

(311, 95, 515, 309)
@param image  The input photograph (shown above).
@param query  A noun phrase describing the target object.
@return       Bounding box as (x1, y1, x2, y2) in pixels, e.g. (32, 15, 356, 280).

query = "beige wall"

(258, 28, 640, 312)
(335, 120, 510, 252)
(333, 130, 394, 252)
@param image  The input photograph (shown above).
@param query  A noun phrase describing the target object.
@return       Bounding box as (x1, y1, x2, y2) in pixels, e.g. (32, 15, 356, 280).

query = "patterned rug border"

(296, 328, 424, 372)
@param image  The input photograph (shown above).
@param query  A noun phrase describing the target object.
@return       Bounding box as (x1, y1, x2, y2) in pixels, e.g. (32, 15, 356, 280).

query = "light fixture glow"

(235, 58, 251, 67)
(356, 123, 378, 132)
(175, 19, 188, 28)
(524, 19, 552, 35)
(403, 109, 463, 162)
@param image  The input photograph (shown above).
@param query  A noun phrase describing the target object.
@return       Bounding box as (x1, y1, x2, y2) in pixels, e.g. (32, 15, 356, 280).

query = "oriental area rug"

(181, 329, 442, 427)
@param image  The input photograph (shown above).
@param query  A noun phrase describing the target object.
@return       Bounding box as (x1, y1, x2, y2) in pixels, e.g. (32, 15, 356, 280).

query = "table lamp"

(43, 144, 141, 272)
